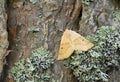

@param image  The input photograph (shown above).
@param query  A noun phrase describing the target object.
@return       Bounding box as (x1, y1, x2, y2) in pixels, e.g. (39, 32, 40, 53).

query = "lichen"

(29, 0, 39, 4)
(9, 47, 54, 82)
(28, 26, 40, 32)
(82, 0, 94, 5)
(113, 9, 120, 22)
(64, 26, 120, 82)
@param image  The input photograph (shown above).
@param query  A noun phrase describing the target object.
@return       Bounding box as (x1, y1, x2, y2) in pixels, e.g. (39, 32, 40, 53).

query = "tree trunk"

(6, 0, 82, 82)
(0, 0, 8, 77)
(0, 0, 119, 82)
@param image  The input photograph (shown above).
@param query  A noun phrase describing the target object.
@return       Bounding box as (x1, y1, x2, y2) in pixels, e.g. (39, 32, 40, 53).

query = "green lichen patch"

(28, 26, 40, 32)
(64, 26, 120, 82)
(9, 47, 54, 82)
(82, 0, 94, 5)
(113, 9, 120, 22)
(29, 0, 39, 4)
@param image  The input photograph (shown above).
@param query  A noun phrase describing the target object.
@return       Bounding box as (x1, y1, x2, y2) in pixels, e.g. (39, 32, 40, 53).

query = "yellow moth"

(57, 29, 94, 60)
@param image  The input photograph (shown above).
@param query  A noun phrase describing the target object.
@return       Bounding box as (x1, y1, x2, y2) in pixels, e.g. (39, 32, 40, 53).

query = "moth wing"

(57, 29, 74, 60)
(70, 30, 94, 52)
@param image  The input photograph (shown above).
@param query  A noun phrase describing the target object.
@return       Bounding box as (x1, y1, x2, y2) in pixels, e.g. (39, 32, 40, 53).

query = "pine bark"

(0, 0, 119, 82)
(0, 0, 8, 76)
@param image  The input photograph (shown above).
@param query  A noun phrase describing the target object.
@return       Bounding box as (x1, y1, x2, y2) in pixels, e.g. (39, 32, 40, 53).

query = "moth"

(57, 29, 94, 60)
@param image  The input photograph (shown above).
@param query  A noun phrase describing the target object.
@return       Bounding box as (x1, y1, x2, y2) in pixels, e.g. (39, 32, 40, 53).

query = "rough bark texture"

(79, 0, 120, 82)
(0, 0, 119, 82)
(79, 0, 120, 36)
(0, 0, 8, 76)
(6, 0, 82, 82)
